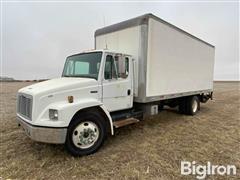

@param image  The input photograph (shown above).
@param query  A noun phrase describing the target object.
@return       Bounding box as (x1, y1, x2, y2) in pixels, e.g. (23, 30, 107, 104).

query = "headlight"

(49, 109, 58, 120)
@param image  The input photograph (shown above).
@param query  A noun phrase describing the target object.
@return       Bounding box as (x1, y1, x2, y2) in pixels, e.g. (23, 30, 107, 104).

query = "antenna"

(103, 14, 108, 49)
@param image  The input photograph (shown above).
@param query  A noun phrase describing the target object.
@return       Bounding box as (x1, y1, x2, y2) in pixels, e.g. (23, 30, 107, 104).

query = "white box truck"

(16, 14, 215, 156)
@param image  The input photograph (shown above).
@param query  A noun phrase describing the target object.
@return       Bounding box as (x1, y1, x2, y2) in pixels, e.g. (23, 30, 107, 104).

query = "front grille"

(17, 94, 32, 120)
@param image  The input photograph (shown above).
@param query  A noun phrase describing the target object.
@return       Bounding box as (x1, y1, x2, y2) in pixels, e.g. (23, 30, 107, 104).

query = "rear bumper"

(16, 116, 67, 144)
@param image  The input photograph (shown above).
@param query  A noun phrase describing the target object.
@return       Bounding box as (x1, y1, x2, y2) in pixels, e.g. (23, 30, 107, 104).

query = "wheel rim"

(192, 99, 198, 113)
(72, 121, 99, 149)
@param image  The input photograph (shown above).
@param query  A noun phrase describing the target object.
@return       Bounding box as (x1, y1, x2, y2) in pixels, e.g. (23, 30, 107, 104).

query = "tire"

(65, 111, 107, 156)
(185, 96, 200, 115)
(178, 98, 187, 114)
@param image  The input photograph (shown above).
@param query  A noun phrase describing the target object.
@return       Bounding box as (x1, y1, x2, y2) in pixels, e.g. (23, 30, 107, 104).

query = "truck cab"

(17, 50, 137, 156)
(63, 50, 134, 111)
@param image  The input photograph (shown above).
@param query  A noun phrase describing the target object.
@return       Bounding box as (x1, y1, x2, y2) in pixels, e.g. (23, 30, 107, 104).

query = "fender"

(35, 98, 114, 135)
(99, 104, 114, 135)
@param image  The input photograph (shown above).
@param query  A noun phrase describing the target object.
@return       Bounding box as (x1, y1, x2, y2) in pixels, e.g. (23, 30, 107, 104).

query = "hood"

(18, 77, 98, 96)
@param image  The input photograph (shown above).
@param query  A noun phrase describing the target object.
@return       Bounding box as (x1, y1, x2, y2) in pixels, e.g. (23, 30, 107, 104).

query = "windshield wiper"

(63, 75, 97, 80)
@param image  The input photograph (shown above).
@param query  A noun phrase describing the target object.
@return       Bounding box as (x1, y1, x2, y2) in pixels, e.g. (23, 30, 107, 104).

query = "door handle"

(90, 90, 98, 93)
(127, 89, 131, 96)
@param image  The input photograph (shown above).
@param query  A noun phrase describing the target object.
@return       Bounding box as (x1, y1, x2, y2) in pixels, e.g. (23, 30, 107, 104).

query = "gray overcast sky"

(1, 1, 239, 80)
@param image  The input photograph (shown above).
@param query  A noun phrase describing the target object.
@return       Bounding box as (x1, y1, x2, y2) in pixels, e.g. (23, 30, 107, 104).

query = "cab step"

(113, 118, 140, 128)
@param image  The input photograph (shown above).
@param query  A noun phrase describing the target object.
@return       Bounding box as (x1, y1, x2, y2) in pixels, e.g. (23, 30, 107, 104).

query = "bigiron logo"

(181, 161, 237, 179)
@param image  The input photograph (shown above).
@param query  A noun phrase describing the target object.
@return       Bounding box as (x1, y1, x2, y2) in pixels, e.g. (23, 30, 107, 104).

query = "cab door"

(102, 53, 133, 112)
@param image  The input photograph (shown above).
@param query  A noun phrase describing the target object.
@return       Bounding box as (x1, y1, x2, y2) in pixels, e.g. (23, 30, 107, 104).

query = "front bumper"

(16, 116, 67, 144)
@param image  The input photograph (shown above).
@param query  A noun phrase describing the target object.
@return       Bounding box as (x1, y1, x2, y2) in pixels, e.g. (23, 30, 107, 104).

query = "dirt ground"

(0, 82, 239, 180)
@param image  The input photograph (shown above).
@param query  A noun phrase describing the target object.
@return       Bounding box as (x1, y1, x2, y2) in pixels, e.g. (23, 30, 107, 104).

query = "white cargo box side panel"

(95, 26, 141, 96)
(146, 18, 215, 97)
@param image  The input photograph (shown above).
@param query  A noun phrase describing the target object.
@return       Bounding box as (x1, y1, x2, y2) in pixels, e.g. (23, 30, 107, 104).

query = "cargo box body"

(95, 14, 215, 103)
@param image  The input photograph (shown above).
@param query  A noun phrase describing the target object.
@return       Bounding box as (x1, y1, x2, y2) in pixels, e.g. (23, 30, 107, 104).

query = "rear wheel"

(179, 96, 200, 115)
(179, 98, 187, 114)
(65, 111, 106, 156)
(186, 96, 200, 115)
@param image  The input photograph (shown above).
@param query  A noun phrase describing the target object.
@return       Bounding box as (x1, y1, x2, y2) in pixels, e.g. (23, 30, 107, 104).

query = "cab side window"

(104, 55, 117, 80)
(115, 56, 129, 79)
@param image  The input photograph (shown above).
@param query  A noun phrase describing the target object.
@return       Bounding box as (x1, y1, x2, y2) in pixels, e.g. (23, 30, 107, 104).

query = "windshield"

(62, 52, 102, 80)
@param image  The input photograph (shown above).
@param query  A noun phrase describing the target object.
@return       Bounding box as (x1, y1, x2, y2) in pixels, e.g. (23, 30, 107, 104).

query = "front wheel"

(65, 112, 106, 156)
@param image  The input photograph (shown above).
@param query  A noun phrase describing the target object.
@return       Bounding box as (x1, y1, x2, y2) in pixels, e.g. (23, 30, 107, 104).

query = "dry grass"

(0, 82, 239, 179)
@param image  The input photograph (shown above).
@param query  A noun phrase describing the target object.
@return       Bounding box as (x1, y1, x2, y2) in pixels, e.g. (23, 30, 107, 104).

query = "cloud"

(2, 2, 239, 80)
